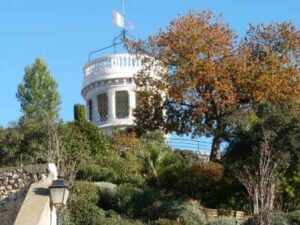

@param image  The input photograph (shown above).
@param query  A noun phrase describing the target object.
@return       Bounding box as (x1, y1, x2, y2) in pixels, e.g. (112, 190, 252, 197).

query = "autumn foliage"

(125, 11, 300, 161)
(237, 23, 300, 104)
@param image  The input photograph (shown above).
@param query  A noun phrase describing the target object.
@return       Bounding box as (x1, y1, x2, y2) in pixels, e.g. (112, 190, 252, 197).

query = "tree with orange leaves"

(126, 11, 300, 161)
(237, 22, 300, 105)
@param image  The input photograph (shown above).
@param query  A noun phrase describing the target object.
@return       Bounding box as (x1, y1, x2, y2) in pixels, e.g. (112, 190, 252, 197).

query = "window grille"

(115, 91, 129, 118)
(97, 93, 108, 122)
(88, 99, 93, 121)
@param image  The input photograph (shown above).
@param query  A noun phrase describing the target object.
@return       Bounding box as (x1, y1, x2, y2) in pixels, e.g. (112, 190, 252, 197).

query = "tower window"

(88, 99, 93, 121)
(115, 91, 129, 118)
(97, 93, 108, 122)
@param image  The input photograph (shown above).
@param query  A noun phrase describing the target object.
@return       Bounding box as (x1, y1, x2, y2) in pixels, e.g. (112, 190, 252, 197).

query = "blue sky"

(1, 0, 299, 129)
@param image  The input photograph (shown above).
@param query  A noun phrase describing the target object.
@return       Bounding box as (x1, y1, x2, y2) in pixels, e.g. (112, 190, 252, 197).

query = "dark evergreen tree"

(74, 104, 87, 122)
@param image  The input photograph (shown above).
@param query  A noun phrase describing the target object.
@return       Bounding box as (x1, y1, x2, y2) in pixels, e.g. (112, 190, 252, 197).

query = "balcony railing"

(84, 54, 143, 78)
(166, 137, 212, 153)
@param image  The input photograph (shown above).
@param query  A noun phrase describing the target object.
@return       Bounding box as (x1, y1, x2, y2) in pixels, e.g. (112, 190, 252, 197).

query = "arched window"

(115, 91, 129, 118)
(88, 99, 93, 121)
(97, 93, 108, 122)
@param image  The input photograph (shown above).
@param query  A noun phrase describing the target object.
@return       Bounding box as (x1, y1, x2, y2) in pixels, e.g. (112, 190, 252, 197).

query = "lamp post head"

(49, 179, 69, 207)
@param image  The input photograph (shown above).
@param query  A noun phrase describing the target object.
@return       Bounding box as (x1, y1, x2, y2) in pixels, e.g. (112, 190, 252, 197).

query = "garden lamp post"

(49, 179, 69, 207)
(49, 179, 69, 225)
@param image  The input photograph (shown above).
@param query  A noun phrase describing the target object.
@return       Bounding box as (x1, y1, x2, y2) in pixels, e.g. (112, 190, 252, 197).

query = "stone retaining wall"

(0, 164, 48, 201)
(0, 164, 49, 225)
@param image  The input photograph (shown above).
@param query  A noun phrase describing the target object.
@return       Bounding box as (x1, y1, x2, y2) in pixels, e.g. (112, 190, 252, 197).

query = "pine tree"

(17, 57, 61, 123)
(16, 57, 61, 164)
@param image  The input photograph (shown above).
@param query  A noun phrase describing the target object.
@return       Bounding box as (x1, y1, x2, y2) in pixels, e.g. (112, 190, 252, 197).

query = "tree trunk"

(209, 136, 221, 161)
(236, 137, 278, 225)
(253, 187, 259, 215)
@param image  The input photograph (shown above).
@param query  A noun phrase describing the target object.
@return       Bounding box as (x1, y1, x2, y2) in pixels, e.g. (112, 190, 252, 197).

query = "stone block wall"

(0, 164, 48, 201)
(0, 164, 48, 225)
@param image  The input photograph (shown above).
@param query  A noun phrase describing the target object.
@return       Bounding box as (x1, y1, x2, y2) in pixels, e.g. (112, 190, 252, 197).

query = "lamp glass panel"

(63, 188, 70, 205)
(50, 187, 64, 205)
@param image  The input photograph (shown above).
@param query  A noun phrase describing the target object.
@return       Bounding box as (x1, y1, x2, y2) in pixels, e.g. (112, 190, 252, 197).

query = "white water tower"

(81, 4, 159, 134)
(81, 53, 145, 134)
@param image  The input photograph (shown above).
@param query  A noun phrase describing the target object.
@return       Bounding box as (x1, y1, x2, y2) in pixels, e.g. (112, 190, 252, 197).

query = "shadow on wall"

(33, 188, 50, 197)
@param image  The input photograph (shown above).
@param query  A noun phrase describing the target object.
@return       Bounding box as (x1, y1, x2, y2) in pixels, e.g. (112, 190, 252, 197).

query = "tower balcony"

(82, 53, 143, 91)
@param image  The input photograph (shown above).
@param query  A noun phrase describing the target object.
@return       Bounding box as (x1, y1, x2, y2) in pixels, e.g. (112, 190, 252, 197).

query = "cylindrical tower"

(81, 53, 144, 134)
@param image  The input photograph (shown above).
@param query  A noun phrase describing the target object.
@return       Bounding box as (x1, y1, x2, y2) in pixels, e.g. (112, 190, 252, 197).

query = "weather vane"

(88, 0, 135, 60)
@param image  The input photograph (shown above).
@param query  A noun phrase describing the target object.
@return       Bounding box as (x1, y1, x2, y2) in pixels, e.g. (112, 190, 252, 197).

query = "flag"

(113, 10, 125, 28)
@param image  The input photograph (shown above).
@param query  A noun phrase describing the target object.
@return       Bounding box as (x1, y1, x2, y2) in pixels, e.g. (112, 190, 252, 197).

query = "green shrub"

(256, 211, 300, 225)
(165, 201, 206, 225)
(100, 215, 145, 225)
(271, 212, 289, 225)
(71, 181, 100, 204)
(117, 183, 143, 216)
(97, 182, 143, 217)
(69, 201, 105, 225)
(69, 181, 105, 225)
(57, 208, 74, 225)
(287, 210, 300, 225)
(206, 217, 238, 225)
(130, 187, 158, 219)
(118, 219, 145, 225)
(153, 218, 177, 225)
(243, 212, 300, 225)
(96, 182, 118, 210)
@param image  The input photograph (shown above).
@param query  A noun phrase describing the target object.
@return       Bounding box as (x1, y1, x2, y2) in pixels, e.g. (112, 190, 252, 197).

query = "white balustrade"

(84, 54, 143, 78)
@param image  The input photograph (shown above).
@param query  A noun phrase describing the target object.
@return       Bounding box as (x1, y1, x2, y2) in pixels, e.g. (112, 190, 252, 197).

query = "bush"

(189, 162, 224, 190)
(70, 203, 105, 225)
(242, 213, 297, 225)
(204, 175, 248, 211)
(162, 161, 225, 199)
(271, 212, 289, 225)
(153, 218, 178, 225)
(100, 214, 145, 225)
(206, 217, 238, 225)
(96, 181, 117, 194)
(71, 181, 100, 204)
(165, 201, 206, 225)
(97, 182, 143, 217)
(96, 182, 118, 210)
(69, 181, 105, 225)
(130, 187, 158, 219)
(57, 208, 74, 225)
(60, 121, 109, 183)
(287, 210, 300, 225)
(118, 219, 145, 225)
(117, 183, 143, 216)
(78, 146, 145, 186)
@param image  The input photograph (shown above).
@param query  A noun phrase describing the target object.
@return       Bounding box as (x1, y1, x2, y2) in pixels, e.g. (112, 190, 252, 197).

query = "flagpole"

(122, 0, 125, 16)
(122, 0, 126, 41)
